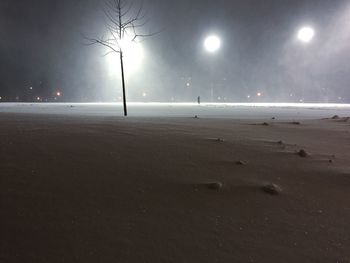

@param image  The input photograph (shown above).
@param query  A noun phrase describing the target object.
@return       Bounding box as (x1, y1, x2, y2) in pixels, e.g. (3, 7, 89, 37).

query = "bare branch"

(121, 0, 134, 17)
(83, 35, 121, 54)
(131, 30, 160, 41)
(103, 8, 119, 26)
(102, 50, 119, 57)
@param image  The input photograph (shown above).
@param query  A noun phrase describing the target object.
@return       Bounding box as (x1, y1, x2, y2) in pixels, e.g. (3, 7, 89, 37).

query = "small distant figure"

(197, 96, 201, 105)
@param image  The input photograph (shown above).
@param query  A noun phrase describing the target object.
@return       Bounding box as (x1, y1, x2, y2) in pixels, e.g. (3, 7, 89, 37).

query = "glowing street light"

(204, 35, 221, 53)
(297, 26, 315, 102)
(56, 91, 61, 96)
(106, 32, 144, 77)
(203, 35, 222, 101)
(297, 26, 315, 43)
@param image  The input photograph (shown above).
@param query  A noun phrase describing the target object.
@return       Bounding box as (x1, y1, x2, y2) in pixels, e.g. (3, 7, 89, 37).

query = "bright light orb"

(297, 27, 315, 43)
(204, 35, 221, 53)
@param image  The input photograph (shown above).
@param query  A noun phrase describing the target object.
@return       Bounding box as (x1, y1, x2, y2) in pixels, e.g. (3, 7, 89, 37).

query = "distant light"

(118, 96, 122, 100)
(257, 92, 262, 97)
(36, 97, 41, 101)
(247, 95, 251, 99)
(297, 27, 315, 43)
(56, 92, 61, 96)
(0, 96, 2, 100)
(217, 96, 221, 100)
(142, 92, 147, 97)
(204, 35, 221, 53)
(186, 82, 191, 87)
(29, 87, 33, 90)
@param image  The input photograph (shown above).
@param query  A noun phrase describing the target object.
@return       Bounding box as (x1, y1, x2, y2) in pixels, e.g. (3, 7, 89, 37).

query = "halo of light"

(204, 35, 221, 52)
(106, 33, 144, 77)
(297, 27, 315, 43)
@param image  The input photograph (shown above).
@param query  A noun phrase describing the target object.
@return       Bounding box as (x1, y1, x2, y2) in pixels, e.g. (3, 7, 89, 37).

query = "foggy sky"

(0, 0, 349, 102)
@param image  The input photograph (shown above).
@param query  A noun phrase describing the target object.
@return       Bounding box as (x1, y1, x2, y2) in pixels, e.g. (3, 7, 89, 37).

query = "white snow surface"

(1, 102, 350, 120)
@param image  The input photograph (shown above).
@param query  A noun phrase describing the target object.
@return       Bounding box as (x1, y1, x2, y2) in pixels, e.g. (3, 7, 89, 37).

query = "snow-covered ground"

(1, 102, 350, 119)
(1, 102, 350, 262)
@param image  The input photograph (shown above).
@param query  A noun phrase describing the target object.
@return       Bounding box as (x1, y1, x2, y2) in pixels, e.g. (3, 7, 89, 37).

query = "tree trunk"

(120, 51, 127, 116)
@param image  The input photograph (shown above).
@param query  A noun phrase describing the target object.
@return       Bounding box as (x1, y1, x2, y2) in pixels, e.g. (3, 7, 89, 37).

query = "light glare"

(106, 33, 144, 77)
(297, 27, 315, 43)
(204, 35, 221, 52)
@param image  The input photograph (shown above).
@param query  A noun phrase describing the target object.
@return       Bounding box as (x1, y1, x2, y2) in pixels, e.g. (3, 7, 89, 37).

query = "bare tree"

(86, 0, 155, 116)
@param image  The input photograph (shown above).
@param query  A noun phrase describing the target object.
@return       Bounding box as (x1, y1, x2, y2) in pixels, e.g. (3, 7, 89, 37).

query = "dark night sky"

(0, 0, 349, 102)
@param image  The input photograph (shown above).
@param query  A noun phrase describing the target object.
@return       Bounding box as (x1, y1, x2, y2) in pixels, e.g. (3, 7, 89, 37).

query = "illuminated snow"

(1, 102, 350, 120)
